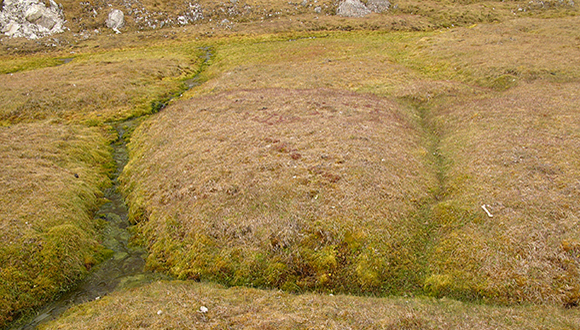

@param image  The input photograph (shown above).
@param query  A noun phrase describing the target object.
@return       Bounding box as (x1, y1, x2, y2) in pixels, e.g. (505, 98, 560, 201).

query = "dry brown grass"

(426, 81, 580, 305)
(190, 31, 429, 97)
(0, 46, 201, 126)
(0, 122, 112, 326)
(409, 16, 580, 89)
(1, 5, 580, 328)
(121, 88, 436, 294)
(0, 45, 200, 125)
(41, 280, 580, 330)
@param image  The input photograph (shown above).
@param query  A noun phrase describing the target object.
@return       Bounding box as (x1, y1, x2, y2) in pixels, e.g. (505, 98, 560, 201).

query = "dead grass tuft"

(121, 88, 436, 294)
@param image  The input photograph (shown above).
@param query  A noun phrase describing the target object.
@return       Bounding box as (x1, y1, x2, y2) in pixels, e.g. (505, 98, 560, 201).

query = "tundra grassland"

(0, 45, 204, 126)
(0, 1, 579, 329)
(120, 88, 437, 294)
(0, 42, 204, 326)
(120, 14, 580, 307)
(41, 281, 580, 330)
(425, 82, 580, 306)
(0, 123, 111, 326)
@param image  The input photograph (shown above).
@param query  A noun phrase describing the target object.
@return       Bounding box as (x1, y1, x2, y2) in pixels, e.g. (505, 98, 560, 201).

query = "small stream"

(12, 121, 169, 330)
(9, 47, 213, 330)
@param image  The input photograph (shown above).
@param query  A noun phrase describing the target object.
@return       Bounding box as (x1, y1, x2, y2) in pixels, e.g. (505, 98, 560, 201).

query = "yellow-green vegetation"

(42, 280, 580, 329)
(0, 34, 205, 327)
(0, 122, 111, 326)
(121, 88, 436, 293)
(426, 81, 580, 305)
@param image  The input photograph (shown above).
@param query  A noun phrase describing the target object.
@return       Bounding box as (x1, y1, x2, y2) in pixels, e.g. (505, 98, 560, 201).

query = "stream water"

(11, 121, 169, 330)
(8, 47, 213, 330)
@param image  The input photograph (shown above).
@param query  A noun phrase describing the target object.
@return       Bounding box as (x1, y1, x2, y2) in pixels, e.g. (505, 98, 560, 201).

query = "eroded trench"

(10, 48, 213, 330)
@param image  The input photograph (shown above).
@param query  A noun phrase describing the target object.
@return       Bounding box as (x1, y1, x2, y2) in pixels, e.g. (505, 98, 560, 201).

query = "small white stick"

(481, 204, 493, 218)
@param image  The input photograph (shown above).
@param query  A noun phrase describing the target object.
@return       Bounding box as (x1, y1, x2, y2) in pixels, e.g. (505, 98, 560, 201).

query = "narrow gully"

(10, 47, 214, 330)
(12, 120, 169, 330)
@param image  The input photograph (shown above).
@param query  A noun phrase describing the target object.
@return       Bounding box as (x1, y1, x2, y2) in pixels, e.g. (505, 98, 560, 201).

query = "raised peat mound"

(0, 122, 111, 327)
(426, 82, 580, 305)
(121, 88, 437, 294)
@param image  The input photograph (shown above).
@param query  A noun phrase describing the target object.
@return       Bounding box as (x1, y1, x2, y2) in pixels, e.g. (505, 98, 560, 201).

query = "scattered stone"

(105, 8, 124, 32)
(199, 306, 208, 313)
(366, 0, 390, 13)
(157, 310, 163, 315)
(336, 0, 371, 17)
(0, 0, 65, 39)
(314, 6, 322, 13)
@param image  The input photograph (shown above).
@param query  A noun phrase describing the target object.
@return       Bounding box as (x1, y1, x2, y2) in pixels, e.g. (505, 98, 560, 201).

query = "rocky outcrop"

(0, 0, 65, 39)
(336, 0, 371, 17)
(336, 0, 390, 17)
(366, 0, 390, 13)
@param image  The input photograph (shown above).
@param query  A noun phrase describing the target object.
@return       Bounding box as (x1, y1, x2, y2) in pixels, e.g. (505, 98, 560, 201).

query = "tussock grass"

(426, 82, 580, 305)
(0, 46, 202, 126)
(0, 122, 112, 326)
(41, 280, 580, 330)
(121, 88, 436, 294)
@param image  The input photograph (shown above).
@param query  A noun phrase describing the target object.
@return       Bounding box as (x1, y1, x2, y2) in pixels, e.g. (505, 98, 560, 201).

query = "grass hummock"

(121, 88, 437, 294)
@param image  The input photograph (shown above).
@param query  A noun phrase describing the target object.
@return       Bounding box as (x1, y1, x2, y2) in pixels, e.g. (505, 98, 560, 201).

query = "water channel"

(11, 121, 169, 330)
(8, 47, 213, 330)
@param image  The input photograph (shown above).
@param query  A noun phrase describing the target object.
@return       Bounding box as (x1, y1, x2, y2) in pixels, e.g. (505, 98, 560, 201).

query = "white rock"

(2, 21, 18, 35)
(366, 0, 390, 13)
(37, 15, 56, 29)
(1, 0, 65, 39)
(105, 9, 124, 30)
(336, 0, 371, 17)
(24, 4, 44, 22)
(199, 306, 208, 313)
